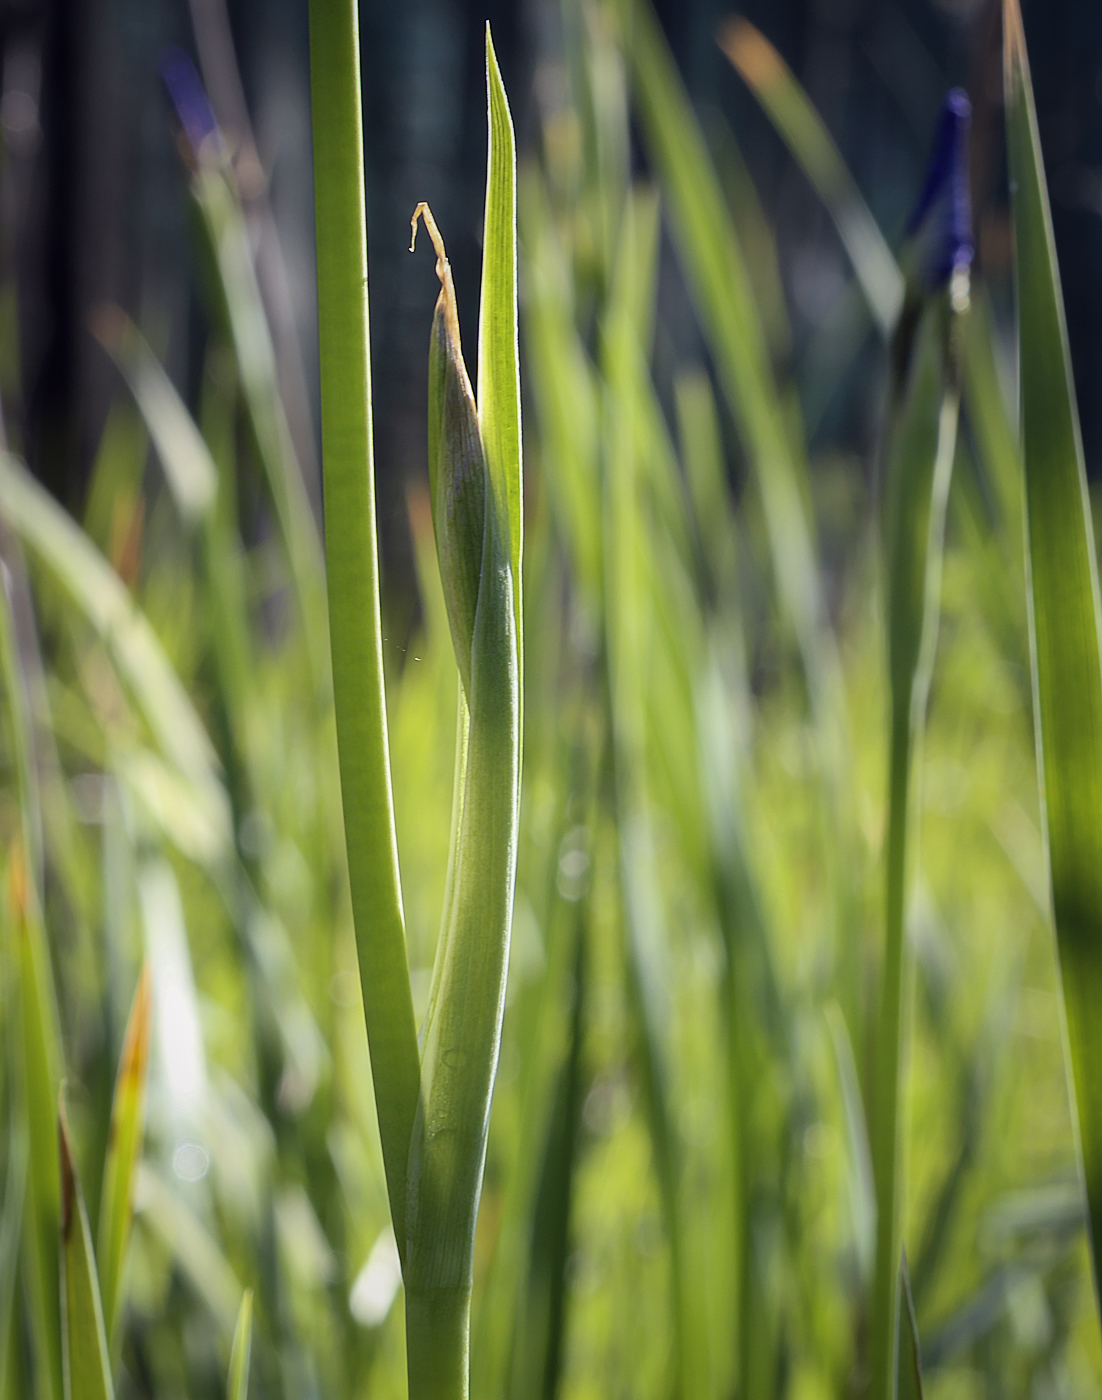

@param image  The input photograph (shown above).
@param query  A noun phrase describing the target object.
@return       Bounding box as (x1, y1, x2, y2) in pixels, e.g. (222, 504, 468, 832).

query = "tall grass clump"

(309, 0, 522, 1394)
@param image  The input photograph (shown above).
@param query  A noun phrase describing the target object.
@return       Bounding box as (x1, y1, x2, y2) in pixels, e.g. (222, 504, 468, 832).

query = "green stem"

(405, 1286, 472, 1400)
(307, 0, 421, 1261)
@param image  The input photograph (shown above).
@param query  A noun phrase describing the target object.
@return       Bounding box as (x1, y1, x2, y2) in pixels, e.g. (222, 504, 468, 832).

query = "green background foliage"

(1, 0, 1101, 1396)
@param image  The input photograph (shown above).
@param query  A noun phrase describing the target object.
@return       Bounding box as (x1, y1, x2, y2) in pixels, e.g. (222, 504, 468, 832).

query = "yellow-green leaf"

(97, 967, 152, 1354)
(477, 23, 523, 691)
(897, 1253, 924, 1400)
(11, 847, 63, 1400)
(59, 1109, 114, 1400)
(1005, 0, 1102, 1308)
(227, 1290, 253, 1400)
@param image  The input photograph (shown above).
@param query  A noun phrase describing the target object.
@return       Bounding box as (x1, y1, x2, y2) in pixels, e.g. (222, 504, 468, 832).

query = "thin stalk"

(307, 0, 421, 1261)
(869, 298, 961, 1399)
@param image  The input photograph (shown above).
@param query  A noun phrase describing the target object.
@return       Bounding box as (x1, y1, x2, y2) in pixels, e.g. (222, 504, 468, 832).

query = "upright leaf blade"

(1004, 0, 1102, 1306)
(92, 310, 217, 526)
(11, 851, 63, 1400)
(0, 1121, 26, 1400)
(227, 1289, 253, 1400)
(59, 1110, 114, 1400)
(897, 1253, 924, 1400)
(307, 0, 420, 1262)
(97, 967, 152, 1354)
(616, 0, 831, 717)
(478, 24, 523, 717)
(718, 17, 902, 334)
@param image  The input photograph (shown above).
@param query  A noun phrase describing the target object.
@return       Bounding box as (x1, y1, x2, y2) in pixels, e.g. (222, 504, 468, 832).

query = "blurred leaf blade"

(897, 1253, 924, 1400)
(478, 24, 523, 688)
(11, 851, 64, 1400)
(0, 1122, 26, 1400)
(92, 308, 217, 525)
(872, 291, 960, 1400)
(0, 454, 227, 830)
(1005, 0, 1102, 1306)
(718, 16, 903, 334)
(59, 1110, 114, 1400)
(96, 966, 152, 1355)
(227, 1289, 253, 1400)
(617, 0, 845, 761)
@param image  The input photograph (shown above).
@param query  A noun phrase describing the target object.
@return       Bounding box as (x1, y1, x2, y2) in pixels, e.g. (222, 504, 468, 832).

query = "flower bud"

(412, 203, 490, 698)
(905, 89, 974, 304)
(159, 47, 223, 167)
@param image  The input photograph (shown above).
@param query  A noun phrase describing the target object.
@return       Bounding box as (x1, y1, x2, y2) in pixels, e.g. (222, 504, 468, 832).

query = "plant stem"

(405, 1286, 472, 1400)
(307, 0, 421, 1260)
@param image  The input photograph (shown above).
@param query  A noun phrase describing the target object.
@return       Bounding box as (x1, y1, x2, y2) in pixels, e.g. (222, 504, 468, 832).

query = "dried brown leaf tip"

(410, 202, 477, 405)
(718, 18, 783, 90)
(411, 201, 489, 694)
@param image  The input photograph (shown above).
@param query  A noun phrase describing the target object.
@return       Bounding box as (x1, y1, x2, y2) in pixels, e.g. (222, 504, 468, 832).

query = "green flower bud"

(412, 203, 489, 699)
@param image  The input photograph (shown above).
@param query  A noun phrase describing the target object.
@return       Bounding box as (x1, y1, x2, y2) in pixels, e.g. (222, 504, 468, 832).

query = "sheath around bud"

(413, 203, 490, 699)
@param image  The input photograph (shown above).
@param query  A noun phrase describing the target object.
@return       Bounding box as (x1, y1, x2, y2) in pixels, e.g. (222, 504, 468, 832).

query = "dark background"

(2, 0, 1100, 582)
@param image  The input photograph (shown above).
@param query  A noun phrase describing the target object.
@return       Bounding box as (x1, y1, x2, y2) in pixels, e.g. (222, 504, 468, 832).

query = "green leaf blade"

(11, 856, 63, 1400)
(227, 1289, 253, 1400)
(59, 1111, 114, 1400)
(478, 23, 523, 685)
(897, 1253, 925, 1400)
(719, 17, 902, 334)
(96, 967, 152, 1355)
(1005, 0, 1102, 1307)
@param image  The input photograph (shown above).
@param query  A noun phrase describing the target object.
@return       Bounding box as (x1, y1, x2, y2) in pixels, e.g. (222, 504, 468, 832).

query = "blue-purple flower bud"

(906, 89, 974, 295)
(159, 47, 221, 165)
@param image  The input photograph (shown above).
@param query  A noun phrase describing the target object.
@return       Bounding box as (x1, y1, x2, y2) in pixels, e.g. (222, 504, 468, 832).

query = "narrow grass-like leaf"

(307, 0, 420, 1262)
(59, 1108, 114, 1400)
(870, 292, 960, 1400)
(517, 170, 601, 602)
(133, 1165, 242, 1335)
(92, 308, 217, 526)
(97, 966, 152, 1354)
(1004, 0, 1102, 1307)
(825, 1002, 875, 1285)
(227, 1289, 253, 1400)
(10, 849, 63, 1400)
(188, 158, 329, 692)
(718, 17, 903, 335)
(617, 0, 835, 725)
(0, 538, 43, 884)
(0, 1123, 26, 1400)
(897, 1253, 924, 1400)
(404, 41, 522, 1394)
(503, 912, 585, 1400)
(600, 190, 709, 1400)
(478, 25, 523, 693)
(0, 454, 227, 836)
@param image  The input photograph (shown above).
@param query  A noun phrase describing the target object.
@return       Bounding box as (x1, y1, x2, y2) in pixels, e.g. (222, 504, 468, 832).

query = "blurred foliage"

(1, 0, 1101, 1397)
